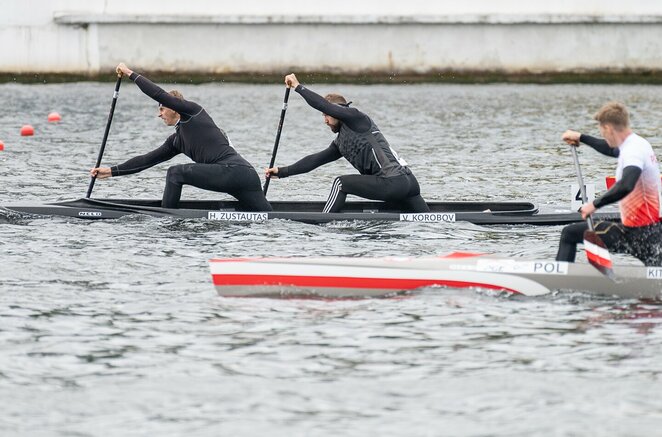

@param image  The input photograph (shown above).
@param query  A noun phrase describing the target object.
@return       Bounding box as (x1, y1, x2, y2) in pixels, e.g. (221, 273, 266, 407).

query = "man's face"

(598, 123, 619, 148)
(324, 114, 340, 133)
(158, 105, 180, 126)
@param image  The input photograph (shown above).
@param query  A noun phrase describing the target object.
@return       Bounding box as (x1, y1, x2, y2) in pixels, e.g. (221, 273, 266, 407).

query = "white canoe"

(209, 252, 662, 299)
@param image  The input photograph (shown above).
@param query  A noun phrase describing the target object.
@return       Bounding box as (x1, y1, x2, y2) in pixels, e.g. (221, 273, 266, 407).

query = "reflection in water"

(580, 302, 662, 335)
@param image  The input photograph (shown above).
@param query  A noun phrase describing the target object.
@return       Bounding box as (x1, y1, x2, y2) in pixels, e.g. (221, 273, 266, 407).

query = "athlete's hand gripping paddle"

(571, 145, 615, 279)
(86, 74, 123, 198)
(263, 87, 291, 196)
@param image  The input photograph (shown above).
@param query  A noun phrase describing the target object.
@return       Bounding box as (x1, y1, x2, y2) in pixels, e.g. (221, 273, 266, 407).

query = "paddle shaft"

(86, 75, 123, 198)
(263, 87, 291, 196)
(570, 145, 595, 230)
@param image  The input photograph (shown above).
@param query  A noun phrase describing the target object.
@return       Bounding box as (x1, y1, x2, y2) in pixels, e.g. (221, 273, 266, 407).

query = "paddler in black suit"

(90, 63, 272, 211)
(265, 73, 430, 213)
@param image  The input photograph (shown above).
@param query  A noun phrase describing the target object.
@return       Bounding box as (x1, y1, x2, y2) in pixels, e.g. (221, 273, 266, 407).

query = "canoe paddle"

(86, 74, 123, 198)
(263, 87, 291, 196)
(570, 145, 616, 279)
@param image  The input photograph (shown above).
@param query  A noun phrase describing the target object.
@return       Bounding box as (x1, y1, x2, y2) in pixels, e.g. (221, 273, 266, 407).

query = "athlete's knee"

(323, 178, 347, 213)
(559, 226, 574, 243)
(166, 165, 187, 183)
(560, 224, 583, 244)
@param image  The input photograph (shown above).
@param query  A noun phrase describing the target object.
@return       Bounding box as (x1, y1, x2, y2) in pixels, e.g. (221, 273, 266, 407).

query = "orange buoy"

(20, 125, 34, 136)
(0, 140, 4, 151)
(47, 112, 62, 122)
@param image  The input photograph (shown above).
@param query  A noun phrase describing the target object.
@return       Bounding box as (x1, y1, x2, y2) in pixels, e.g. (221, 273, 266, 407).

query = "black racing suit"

(110, 72, 272, 211)
(276, 85, 430, 213)
(556, 135, 662, 266)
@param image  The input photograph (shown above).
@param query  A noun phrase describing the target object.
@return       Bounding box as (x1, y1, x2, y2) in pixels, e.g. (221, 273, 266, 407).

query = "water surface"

(1, 82, 661, 436)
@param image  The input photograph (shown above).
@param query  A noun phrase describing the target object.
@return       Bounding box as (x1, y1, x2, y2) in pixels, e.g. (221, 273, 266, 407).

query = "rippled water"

(1, 82, 662, 436)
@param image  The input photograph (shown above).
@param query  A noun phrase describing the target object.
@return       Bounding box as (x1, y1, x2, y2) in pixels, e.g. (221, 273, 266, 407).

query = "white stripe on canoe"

(210, 262, 552, 296)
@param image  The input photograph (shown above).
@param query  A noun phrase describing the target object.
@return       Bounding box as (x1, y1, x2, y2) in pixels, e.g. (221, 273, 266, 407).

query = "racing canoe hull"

(2, 197, 620, 226)
(209, 253, 662, 299)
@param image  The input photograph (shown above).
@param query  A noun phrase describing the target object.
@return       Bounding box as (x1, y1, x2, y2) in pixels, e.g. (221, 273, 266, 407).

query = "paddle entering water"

(570, 145, 616, 279)
(263, 87, 291, 196)
(86, 74, 123, 198)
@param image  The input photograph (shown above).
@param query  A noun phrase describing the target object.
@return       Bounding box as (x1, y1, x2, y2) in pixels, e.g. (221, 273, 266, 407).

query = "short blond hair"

(324, 93, 347, 105)
(594, 102, 629, 130)
(169, 90, 184, 100)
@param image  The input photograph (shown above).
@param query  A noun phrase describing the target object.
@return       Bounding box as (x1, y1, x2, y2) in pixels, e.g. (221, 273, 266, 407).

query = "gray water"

(1, 82, 662, 436)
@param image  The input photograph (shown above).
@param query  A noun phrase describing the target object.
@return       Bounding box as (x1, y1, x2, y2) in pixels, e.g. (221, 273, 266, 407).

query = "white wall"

(2, 0, 662, 75)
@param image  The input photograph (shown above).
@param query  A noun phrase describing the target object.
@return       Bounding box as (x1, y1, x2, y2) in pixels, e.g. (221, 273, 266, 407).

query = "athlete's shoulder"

(630, 132, 653, 147)
(165, 131, 180, 146)
(619, 133, 656, 166)
(621, 133, 653, 153)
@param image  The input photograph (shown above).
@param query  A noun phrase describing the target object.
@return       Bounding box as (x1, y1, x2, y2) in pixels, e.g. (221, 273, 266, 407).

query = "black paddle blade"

(583, 230, 616, 279)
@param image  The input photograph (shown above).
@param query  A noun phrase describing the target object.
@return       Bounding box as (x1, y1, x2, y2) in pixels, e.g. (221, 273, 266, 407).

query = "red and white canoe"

(209, 252, 662, 299)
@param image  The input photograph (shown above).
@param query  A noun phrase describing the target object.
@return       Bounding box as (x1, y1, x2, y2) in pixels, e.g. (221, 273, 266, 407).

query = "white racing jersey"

(616, 133, 661, 227)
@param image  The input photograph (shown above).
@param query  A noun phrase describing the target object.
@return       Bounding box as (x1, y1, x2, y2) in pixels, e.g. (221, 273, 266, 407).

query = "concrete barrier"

(3, 0, 662, 79)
